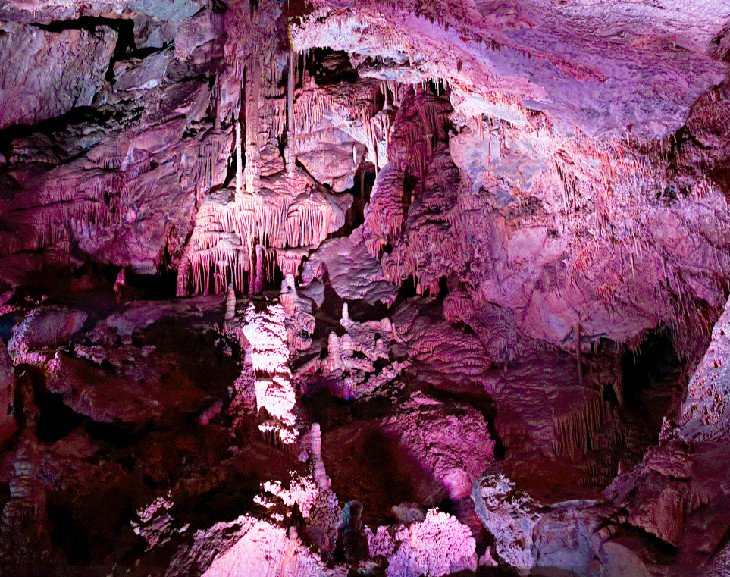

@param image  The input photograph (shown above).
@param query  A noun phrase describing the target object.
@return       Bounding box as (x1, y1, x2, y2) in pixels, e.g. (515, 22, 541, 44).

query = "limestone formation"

(0, 1, 729, 576)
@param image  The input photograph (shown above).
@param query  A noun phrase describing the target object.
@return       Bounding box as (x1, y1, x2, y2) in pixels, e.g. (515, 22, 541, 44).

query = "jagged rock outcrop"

(166, 515, 347, 577)
(680, 295, 730, 441)
(303, 227, 398, 307)
(383, 394, 495, 501)
(603, 297, 730, 573)
(473, 474, 655, 576)
(472, 474, 542, 571)
(0, 21, 117, 129)
(374, 509, 478, 577)
(8, 306, 87, 364)
(295, 304, 407, 400)
(0, 341, 16, 443)
(199, 517, 344, 577)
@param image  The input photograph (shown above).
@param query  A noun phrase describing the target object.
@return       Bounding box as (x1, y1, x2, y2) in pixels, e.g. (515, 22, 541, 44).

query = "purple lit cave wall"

(0, 1, 729, 576)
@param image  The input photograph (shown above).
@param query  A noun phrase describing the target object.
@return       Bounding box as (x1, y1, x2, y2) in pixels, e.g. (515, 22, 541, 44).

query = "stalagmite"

(280, 273, 296, 316)
(225, 284, 237, 321)
(113, 268, 127, 300)
(310, 423, 331, 491)
(326, 331, 341, 372)
(232, 302, 299, 445)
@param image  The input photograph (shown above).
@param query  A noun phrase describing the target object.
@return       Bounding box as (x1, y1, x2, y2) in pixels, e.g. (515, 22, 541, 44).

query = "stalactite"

(364, 164, 407, 258)
(235, 118, 244, 201)
(576, 323, 583, 385)
(286, 50, 296, 175)
(244, 58, 262, 194)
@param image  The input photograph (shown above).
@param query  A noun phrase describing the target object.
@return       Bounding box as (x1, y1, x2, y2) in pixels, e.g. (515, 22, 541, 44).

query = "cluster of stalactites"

(546, 130, 723, 339)
(177, 239, 270, 297)
(546, 131, 716, 250)
(223, 0, 292, 199)
(292, 78, 406, 174)
(8, 127, 229, 259)
(361, 85, 454, 291)
(550, 391, 617, 460)
(182, 17, 363, 298)
(389, 86, 452, 179)
(177, 191, 344, 296)
(3, 170, 127, 257)
(236, 50, 289, 198)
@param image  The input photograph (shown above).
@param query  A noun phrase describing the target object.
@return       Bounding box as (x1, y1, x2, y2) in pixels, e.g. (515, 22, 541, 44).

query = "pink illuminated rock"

(0, 22, 116, 129)
(680, 295, 730, 441)
(178, 186, 350, 297)
(384, 509, 477, 577)
(200, 517, 344, 577)
(132, 494, 177, 550)
(1, 1, 730, 576)
(303, 227, 398, 307)
(292, 0, 729, 139)
(598, 297, 730, 571)
(382, 394, 495, 501)
(295, 127, 361, 193)
(472, 474, 541, 571)
(391, 300, 494, 389)
(166, 515, 345, 577)
(8, 306, 87, 364)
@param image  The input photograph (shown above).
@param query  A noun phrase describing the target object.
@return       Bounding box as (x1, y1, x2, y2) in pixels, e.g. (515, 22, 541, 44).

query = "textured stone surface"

(0, 341, 14, 443)
(382, 394, 495, 501)
(292, 0, 729, 138)
(680, 296, 730, 441)
(472, 474, 542, 570)
(304, 227, 398, 307)
(0, 22, 117, 129)
(8, 306, 87, 364)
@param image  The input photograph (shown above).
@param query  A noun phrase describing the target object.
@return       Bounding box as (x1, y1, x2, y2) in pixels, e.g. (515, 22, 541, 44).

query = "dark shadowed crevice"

(305, 48, 359, 85)
(25, 367, 87, 443)
(620, 329, 686, 465)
